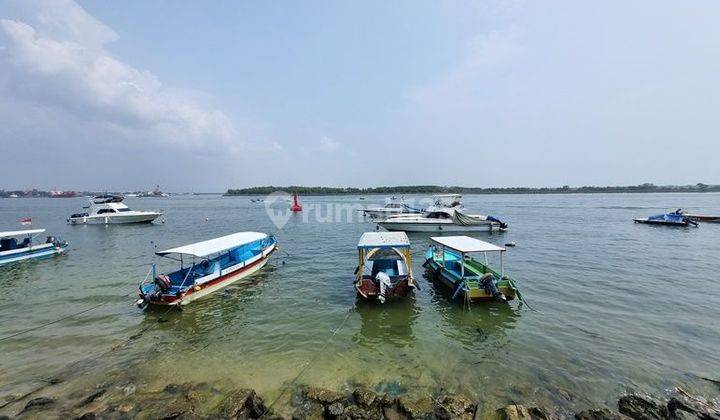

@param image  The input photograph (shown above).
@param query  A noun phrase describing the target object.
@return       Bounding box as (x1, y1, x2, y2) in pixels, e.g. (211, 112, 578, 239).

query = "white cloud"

(0, 1, 237, 152)
(319, 136, 339, 151)
(407, 27, 523, 107)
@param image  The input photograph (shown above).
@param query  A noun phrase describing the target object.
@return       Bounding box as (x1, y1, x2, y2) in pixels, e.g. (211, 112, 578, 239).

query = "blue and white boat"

(634, 210, 698, 227)
(0, 229, 68, 265)
(136, 231, 277, 308)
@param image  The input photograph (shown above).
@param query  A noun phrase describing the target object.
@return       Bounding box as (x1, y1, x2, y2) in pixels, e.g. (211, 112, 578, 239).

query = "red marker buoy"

(290, 192, 303, 212)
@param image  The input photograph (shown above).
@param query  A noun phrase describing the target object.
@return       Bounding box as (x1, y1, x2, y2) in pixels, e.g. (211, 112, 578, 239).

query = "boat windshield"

(368, 248, 404, 261)
(116, 208, 132, 212)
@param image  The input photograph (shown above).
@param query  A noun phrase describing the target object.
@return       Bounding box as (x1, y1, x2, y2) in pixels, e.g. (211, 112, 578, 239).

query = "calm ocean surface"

(1, 193, 719, 415)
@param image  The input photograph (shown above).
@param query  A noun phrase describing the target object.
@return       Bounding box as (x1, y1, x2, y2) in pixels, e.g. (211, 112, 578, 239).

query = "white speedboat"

(376, 194, 507, 232)
(359, 197, 422, 219)
(68, 195, 162, 225)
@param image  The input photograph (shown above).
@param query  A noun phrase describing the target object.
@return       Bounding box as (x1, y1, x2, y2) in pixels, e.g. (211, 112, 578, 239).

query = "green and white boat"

(424, 236, 519, 304)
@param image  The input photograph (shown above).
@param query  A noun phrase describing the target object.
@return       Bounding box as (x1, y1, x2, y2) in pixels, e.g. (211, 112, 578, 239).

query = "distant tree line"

(224, 183, 720, 196)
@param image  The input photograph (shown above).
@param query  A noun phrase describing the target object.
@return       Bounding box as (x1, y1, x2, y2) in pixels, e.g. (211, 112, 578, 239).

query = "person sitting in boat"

(375, 271, 392, 304)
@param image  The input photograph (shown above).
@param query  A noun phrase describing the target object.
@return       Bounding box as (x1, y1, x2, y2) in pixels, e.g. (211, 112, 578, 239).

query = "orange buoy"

(290, 192, 303, 212)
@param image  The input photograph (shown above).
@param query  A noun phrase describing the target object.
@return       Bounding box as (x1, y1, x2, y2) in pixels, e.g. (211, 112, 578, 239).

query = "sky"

(1, 0, 719, 192)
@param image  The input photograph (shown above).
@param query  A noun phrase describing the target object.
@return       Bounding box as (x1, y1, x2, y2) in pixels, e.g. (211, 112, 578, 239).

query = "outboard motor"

(486, 216, 508, 229)
(480, 273, 506, 302)
(154, 274, 171, 292)
(136, 275, 172, 309)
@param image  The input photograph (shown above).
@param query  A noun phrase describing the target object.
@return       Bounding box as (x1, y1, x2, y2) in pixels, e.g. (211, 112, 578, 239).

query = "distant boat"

(377, 194, 507, 232)
(50, 190, 77, 198)
(142, 185, 169, 198)
(0, 229, 68, 265)
(354, 232, 415, 303)
(634, 210, 698, 227)
(359, 197, 422, 219)
(424, 236, 518, 304)
(68, 195, 162, 224)
(136, 231, 277, 308)
(678, 210, 720, 224)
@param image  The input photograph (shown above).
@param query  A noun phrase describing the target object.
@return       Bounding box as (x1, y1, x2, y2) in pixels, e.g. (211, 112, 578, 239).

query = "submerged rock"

(617, 394, 667, 419)
(21, 396, 55, 412)
(667, 396, 720, 420)
(353, 388, 379, 408)
(76, 388, 106, 407)
(216, 388, 267, 419)
(435, 394, 476, 419)
(344, 403, 384, 420)
(327, 401, 345, 417)
(302, 387, 346, 406)
(397, 395, 434, 419)
(575, 408, 627, 420)
(291, 400, 325, 420)
(496, 404, 557, 420)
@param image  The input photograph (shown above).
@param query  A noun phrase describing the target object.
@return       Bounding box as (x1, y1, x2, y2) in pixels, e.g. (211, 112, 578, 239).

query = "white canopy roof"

(157, 231, 268, 258)
(430, 236, 505, 253)
(358, 232, 410, 248)
(0, 229, 45, 239)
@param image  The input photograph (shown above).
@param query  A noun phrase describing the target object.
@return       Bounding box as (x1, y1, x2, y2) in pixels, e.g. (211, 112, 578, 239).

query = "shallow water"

(1, 193, 719, 414)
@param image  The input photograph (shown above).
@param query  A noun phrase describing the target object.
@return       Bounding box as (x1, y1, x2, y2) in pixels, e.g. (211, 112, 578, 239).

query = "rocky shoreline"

(2, 379, 719, 420)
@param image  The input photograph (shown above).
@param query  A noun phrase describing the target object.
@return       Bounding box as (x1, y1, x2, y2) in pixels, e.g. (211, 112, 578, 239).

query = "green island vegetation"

(224, 183, 720, 196)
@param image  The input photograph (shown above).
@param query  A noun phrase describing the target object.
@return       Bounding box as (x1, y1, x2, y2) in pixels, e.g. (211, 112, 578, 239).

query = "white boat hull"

(362, 209, 408, 218)
(377, 220, 502, 232)
(69, 212, 161, 225)
(0, 244, 66, 265)
(152, 243, 276, 306)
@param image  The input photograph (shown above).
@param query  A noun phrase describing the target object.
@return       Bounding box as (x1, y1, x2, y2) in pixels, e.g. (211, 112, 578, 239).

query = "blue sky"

(1, 0, 719, 191)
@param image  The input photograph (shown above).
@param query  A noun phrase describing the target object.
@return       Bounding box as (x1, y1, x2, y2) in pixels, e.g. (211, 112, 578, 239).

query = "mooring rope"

(259, 307, 355, 419)
(0, 298, 178, 409)
(0, 300, 117, 343)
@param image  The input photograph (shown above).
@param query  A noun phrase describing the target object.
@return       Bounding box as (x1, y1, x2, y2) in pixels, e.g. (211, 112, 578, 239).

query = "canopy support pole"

(500, 252, 504, 276)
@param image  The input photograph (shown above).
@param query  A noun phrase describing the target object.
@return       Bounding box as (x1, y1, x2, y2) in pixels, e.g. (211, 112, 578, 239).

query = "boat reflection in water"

(423, 269, 520, 352)
(352, 297, 420, 349)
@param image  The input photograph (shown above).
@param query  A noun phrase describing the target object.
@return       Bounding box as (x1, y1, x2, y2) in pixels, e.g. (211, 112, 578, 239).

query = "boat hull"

(147, 244, 275, 306)
(633, 218, 695, 227)
(69, 212, 161, 225)
(684, 214, 720, 223)
(377, 220, 502, 232)
(355, 276, 413, 301)
(0, 244, 66, 265)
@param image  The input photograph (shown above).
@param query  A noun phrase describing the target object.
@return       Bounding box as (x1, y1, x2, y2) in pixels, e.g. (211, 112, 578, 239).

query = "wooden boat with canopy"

(424, 236, 518, 304)
(136, 231, 276, 308)
(354, 232, 415, 303)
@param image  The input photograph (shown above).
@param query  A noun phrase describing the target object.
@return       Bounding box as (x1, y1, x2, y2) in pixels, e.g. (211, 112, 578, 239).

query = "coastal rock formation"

(2, 380, 719, 420)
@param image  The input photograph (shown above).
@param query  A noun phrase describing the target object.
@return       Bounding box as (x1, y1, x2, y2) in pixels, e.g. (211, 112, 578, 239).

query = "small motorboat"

(354, 232, 415, 303)
(677, 209, 720, 223)
(0, 229, 68, 265)
(359, 197, 422, 219)
(633, 210, 698, 227)
(377, 194, 507, 232)
(136, 231, 277, 308)
(684, 214, 720, 223)
(424, 236, 519, 304)
(68, 195, 162, 225)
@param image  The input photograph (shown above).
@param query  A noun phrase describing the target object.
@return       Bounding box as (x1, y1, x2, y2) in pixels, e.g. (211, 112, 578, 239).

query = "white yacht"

(359, 197, 422, 219)
(68, 195, 163, 225)
(376, 194, 507, 232)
